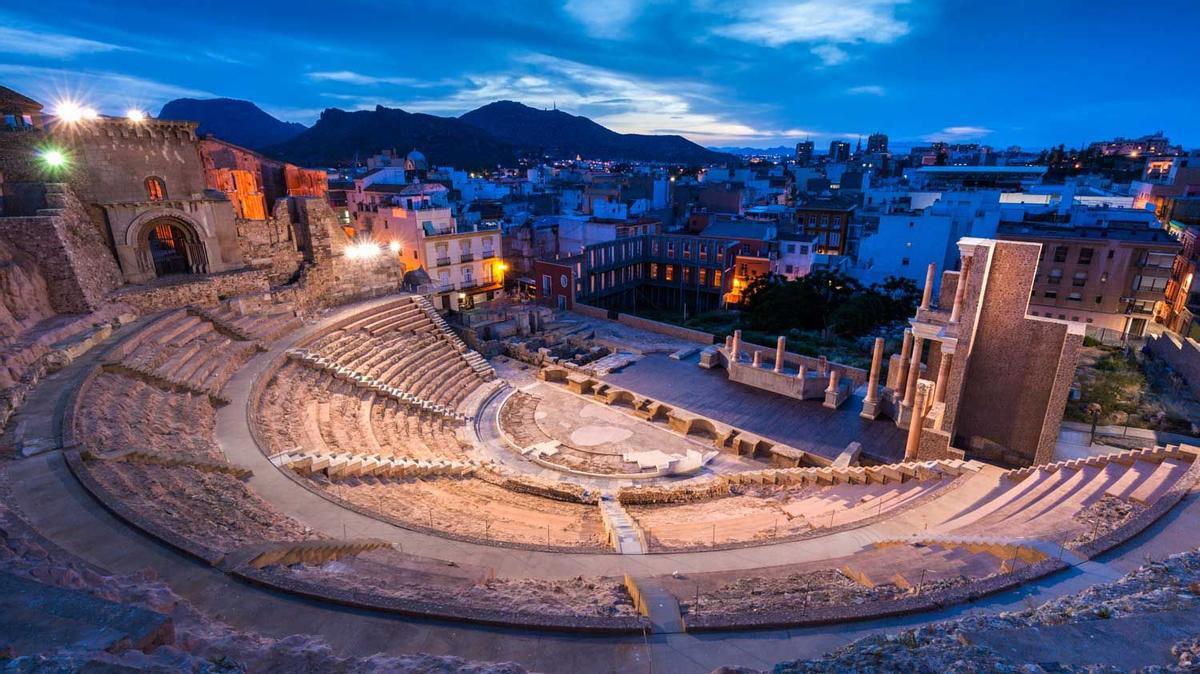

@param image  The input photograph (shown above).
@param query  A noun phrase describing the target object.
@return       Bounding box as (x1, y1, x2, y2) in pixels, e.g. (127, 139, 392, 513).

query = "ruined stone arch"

(126, 210, 210, 278)
(685, 418, 718, 439)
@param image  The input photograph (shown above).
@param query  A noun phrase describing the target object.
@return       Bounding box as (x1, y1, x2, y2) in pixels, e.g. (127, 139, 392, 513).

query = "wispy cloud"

(705, 0, 910, 66)
(0, 24, 130, 58)
(811, 45, 849, 66)
(847, 84, 886, 96)
(922, 125, 993, 142)
(0, 64, 210, 113)
(308, 70, 425, 87)
(563, 0, 643, 39)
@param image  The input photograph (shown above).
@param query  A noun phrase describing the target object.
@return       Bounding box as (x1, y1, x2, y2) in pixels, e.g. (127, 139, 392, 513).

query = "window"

(787, 244, 796, 253)
(666, 242, 675, 257)
(1048, 269, 1063, 284)
(542, 274, 552, 297)
(1053, 246, 1068, 263)
(1133, 275, 1168, 292)
(665, 265, 674, 281)
(1072, 272, 1088, 287)
(1078, 248, 1094, 265)
(650, 263, 659, 279)
(1095, 295, 1103, 304)
(901, 257, 910, 266)
(145, 177, 166, 202)
(785, 265, 794, 274)
(1067, 292, 1082, 302)
(713, 269, 722, 287)
(1044, 291, 1058, 299)
(798, 245, 809, 255)
(1108, 250, 1115, 259)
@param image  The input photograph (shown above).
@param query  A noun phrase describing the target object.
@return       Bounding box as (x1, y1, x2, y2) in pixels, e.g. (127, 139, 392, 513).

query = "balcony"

(436, 257, 452, 267)
(460, 253, 475, 263)
(481, 250, 495, 259)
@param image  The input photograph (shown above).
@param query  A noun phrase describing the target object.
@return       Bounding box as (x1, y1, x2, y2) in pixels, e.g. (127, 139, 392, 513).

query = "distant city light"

(126, 109, 147, 122)
(39, 149, 67, 168)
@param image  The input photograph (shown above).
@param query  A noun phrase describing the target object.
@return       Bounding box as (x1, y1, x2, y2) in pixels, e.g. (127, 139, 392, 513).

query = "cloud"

(0, 64, 211, 113)
(922, 125, 993, 142)
(847, 84, 886, 96)
(563, 0, 642, 39)
(307, 70, 423, 87)
(708, 0, 910, 47)
(811, 45, 849, 66)
(0, 24, 130, 58)
(705, 0, 909, 66)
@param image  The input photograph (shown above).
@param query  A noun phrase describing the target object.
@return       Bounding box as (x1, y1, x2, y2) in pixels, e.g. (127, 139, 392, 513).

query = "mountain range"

(158, 98, 731, 168)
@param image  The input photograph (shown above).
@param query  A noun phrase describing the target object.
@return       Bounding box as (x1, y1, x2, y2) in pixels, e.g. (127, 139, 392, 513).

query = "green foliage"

(742, 271, 919, 338)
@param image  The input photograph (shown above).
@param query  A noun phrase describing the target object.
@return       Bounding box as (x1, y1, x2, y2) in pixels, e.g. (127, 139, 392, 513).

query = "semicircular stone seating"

(69, 297, 638, 625)
(66, 293, 1200, 629)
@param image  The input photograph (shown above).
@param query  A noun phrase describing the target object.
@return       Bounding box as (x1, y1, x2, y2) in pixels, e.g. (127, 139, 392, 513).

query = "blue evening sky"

(2, 1, 1197, 149)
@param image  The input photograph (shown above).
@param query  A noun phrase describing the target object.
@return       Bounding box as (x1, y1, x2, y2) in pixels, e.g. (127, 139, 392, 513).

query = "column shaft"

(903, 337, 923, 407)
(864, 337, 884, 404)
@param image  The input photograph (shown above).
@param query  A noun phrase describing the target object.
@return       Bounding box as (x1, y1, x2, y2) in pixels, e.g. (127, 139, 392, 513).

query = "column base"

(860, 398, 882, 419)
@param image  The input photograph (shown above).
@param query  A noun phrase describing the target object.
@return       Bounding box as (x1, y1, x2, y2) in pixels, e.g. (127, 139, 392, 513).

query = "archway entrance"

(147, 222, 193, 276)
(141, 218, 207, 275)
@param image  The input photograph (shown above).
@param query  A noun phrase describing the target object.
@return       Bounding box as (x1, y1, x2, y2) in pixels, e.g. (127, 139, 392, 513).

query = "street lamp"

(38, 148, 68, 170)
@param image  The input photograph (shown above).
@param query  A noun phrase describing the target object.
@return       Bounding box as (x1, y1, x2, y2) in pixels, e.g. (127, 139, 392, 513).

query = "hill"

(158, 98, 306, 149)
(460, 101, 730, 164)
(262, 106, 516, 170)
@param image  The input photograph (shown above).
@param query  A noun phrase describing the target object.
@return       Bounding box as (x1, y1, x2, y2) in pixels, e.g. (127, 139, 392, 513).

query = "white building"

(853, 190, 1002, 290)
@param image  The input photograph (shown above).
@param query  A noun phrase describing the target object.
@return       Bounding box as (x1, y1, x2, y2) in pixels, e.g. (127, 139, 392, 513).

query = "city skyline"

(1, 1, 1198, 149)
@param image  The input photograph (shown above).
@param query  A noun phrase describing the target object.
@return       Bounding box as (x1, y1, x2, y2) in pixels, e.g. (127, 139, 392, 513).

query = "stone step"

(0, 570, 174, 657)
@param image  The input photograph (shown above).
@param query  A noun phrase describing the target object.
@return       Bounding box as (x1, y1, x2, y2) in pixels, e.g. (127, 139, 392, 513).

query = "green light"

(40, 149, 67, 168)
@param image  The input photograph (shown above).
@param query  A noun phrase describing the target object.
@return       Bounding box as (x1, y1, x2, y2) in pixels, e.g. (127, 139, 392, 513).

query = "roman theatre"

(2, 106, 1200, 672)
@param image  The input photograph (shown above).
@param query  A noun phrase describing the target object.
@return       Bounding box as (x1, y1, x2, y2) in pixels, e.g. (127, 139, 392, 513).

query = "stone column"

(817, 355, 828, 376)
(731, 330, 742, 361)
(933, 352, 953, 404)
(904, 386, 928, 460)
(903, 337, 923, 408)
(823, 369, 842, 409)
(864, 337, 884, 405)
(895, 329, 913, 391)
(724, 335, 733, 350)
(949, 256, 972, 324)
(920, 263, 936, 311)
(774, 336, 786, 373)
(797, 365, 808, 399)
(752, 350, 762, 367)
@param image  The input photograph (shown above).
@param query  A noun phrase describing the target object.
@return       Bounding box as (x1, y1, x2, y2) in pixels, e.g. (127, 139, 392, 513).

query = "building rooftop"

(996, 220, 1180, 244)
(917, 165, 1047, 174)
(0, 85, 43, 112)
(700, 220, 775, 241)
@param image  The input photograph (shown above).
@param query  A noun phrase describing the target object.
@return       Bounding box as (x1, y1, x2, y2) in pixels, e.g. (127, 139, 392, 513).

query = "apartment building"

(997, 211, 1180, 337)
(534, 232, 738, 314)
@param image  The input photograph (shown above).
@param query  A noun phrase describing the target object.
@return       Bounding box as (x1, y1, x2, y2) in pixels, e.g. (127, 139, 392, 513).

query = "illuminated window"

(665, 265, 674, 281)
(145, 177, 166, 202)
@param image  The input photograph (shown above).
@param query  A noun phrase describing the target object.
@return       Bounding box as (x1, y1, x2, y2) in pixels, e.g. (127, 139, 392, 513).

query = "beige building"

(997, 217, 1180, 337)
(347, 169, 504, 311)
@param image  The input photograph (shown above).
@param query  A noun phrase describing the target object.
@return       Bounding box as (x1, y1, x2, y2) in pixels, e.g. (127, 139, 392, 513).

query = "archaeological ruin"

(0, 86, 1198, 673)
